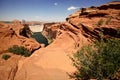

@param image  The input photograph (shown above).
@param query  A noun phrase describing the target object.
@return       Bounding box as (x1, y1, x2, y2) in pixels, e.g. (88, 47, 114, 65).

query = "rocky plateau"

(0, 1, 120, 80)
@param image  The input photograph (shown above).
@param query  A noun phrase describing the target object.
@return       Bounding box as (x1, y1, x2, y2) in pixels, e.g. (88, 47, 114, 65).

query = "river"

(29, 24, 48, 46)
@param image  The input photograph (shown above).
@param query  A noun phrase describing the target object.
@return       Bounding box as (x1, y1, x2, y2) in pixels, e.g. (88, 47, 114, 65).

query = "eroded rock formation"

(0, 20, 41, 80)
(15, 1, 120, 80)
(0, 1, 120, 80)
(0, 20, 41, 53)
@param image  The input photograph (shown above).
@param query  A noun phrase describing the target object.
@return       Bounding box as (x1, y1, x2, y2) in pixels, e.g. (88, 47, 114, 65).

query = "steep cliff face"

(66, 1, 120, 40)
(0, 21, 41, 53)
(0, 21, 41, 80)
(43, 1, 120, 43)
(2, 1, 120, 80)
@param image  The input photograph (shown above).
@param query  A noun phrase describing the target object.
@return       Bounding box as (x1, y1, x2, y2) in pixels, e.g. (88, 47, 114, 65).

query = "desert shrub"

(81, 8, 86, 13)
(2, 54, 11, 60)
(45, 34, 54, 44)
(48, 38, 53, 44)
(117, 12, 120, 20)
(105, 16, 112, 25)
(117, 28, 120, 36)
(78, 22, 83, 26)
(80, 8, 89, 16)
(70, 38, 120, 80)
(8, 45, 31, 57)
(97, 19, 104, 26)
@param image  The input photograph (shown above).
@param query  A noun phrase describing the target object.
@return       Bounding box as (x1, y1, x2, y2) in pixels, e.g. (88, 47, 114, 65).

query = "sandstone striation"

(1, 1, 120, 80)
(0, 20, 40, 53)
(66, 1, 120, 40)
(15, 1, 120, 80)
(0, 20, 41, 80)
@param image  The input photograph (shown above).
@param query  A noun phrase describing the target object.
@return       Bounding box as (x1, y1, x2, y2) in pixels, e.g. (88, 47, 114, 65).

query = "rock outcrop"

(0, 20, 41, 80)
(0, 20, 40, 53)
(66, 1, 120, 40)
(0, 54, 21, 80)
(15, 1, 120, 80)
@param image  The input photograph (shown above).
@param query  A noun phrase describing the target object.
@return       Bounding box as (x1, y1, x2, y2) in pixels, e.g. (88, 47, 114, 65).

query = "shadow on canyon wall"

(32, 32, 48, 46)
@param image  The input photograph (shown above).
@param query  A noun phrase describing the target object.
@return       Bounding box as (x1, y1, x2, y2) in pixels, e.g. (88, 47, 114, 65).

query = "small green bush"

(48, 39, 53, 44)
(105, 17, 112, 25)
(8, 45, 31, 57)
(117, 28, 120, 36)
(78, 22, 83, 26)
(97, 19, 104, 26)
(70, 38, 120, 80)
(81, 8, 86, 13)
(2, 54, 11, 60)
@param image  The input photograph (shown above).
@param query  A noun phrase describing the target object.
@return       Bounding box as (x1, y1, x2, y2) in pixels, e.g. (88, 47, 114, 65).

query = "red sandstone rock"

(1, 1, 120, 80)
(0, 21, 40, 53)
(0, 21, 41, 80)
(15, 2, 120, 80)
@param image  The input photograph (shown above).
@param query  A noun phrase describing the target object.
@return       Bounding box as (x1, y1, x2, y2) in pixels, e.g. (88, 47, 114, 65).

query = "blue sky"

(0, 0, 114, 22)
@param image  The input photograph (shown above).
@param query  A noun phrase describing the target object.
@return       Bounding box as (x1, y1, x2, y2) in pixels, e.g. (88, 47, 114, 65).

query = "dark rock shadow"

(32, 32, 48, 46)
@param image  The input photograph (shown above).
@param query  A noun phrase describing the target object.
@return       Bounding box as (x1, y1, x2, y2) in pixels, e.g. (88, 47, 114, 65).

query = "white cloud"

(54, 2, 58, 6)
(67, 6, 79, 11)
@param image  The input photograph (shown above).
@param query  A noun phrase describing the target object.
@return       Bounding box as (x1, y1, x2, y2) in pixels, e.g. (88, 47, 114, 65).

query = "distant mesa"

(12, 19, 21, 24)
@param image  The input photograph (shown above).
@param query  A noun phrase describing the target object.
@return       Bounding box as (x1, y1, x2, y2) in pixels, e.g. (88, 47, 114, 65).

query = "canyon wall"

(0, 1, 120, 80)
